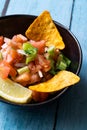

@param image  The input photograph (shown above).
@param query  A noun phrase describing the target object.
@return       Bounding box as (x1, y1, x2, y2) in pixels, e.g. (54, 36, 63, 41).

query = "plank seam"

(53, 101, 59, 130)
(69, 0, 75, 30)
(1, 0, 10, 16)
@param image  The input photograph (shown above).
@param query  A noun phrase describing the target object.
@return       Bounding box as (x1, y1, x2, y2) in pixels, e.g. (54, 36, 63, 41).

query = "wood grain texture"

(0, 102, 57, 130)
(55, 0, 87, 130)
(6, 0, 73, 27)
(0, 0, 6, 16)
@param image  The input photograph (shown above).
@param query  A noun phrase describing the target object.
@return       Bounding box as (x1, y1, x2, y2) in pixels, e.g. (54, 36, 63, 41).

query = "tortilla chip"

(25, 10, 65, 50)
(29, 70, 80, 92)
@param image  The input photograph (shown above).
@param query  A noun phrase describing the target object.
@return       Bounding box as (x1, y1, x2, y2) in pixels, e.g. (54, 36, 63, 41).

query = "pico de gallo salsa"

(0, 34, 71, 88)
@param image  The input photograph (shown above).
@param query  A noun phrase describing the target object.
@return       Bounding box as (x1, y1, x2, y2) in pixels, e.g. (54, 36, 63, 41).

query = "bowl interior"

(0, 15, 82, 107)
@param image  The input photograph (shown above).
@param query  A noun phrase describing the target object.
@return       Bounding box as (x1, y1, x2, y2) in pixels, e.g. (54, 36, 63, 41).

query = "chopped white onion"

(1, 37, 11, 49)
(4, 37, 11, 43)
(17, 34, 27, 41)
(38, 70, 43, 78)
(1, 42, 8, 49)
(45, 47, 48, 52)
(17, 49, 28, 56)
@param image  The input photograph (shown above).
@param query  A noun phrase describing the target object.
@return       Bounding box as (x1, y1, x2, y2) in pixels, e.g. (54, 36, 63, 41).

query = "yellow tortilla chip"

(29, 70, 80, 92)
(25, 10, 65, 50)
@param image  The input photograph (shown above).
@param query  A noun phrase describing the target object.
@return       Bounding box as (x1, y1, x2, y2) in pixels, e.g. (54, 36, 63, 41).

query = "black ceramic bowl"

(0, 15, 82, 108)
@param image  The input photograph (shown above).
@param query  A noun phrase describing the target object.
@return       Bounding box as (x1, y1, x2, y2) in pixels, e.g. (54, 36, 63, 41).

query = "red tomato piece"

(36, 54, 51, 72)
(2, 47, 23, 64)
(9, 65, 17, 77)
(12, 34, 27, 49)
(0, 60, 17, 79)
(32, 91, 49, 102)
(0, 61, 10, 79)
(0, 36, 4, 48)
(12, 34, 27, 43)
(30, 40, 46, 54)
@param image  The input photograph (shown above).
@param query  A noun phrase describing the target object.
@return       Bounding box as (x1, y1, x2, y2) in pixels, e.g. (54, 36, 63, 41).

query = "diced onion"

(45, 47, 48, 52)
(4, 37, 11, 43)
(38, 70, 43, 78)
(17, 49, 28, 56)
(1, 43, 8, 49)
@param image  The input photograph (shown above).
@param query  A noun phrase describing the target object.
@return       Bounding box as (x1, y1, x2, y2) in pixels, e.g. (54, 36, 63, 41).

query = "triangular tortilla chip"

(25, 10, 65, 50)
(29, 70, 80, 92)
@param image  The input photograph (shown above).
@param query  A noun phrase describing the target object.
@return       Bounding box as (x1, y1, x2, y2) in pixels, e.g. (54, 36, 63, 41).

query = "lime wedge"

(0, 78, 32, 104)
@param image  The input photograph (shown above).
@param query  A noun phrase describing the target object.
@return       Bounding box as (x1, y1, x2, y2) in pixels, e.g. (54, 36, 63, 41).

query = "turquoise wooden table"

(0, 0, 87, 130)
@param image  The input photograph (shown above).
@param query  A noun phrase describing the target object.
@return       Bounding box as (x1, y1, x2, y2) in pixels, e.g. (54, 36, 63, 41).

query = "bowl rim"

(0, 14, 82, 107)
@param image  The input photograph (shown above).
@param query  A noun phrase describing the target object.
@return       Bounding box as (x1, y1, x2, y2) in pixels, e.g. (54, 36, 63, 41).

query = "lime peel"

(0, 78, 32, 104)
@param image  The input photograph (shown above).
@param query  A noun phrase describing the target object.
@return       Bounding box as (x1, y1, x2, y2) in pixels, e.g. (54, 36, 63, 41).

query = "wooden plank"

(0, 0, 6, 16)
(6, 0, 73, 27)
(55, 0, 87, 130)
(0, 0, 73, 130)
(0, 102, 57, 130)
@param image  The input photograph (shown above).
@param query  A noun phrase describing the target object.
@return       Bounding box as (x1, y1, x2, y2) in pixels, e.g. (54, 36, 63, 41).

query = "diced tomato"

(0, 60, 10, 79)
(28, 62, 41, 74)
(30, 40, 46, 54)
(9, 49, 22, 64)
(15, 72, 31, 82)
(9, 65, 17, 77)
(14, 72, 31, 86)
(28, 62, 35, 73)
(12, 34, 27, 43)
(0, 36, 4, 48)
(12, 34, 27, 49)
(36, 54, 51, 72)
(0, 65, 10, 79)
(32, 91, 49, 102)
(14, 72, 40, 86)
(0, 60, 17, 79)
(1, 47, 23, 64)
(29, 73, 40, 84)
(6, 49, 18, 64)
